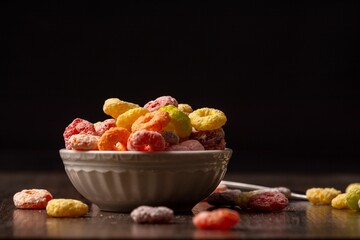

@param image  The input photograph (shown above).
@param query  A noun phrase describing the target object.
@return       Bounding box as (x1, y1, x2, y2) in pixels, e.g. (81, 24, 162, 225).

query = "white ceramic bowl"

(59, 148, 232, 212)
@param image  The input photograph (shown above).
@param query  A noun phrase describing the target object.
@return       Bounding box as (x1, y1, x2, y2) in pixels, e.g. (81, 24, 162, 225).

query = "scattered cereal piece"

(346, 186, 360, 210)
(246, 191, 289, 211)
(235, 190, 289, 211)
(46, 199, 88, 217)
(192, 208, 240, 230)
(13, 189, 53, 209)
(345, 183, 360, 193)
(331, 193, 349, 209)
(130, 205, 174, 224)
(206, 189, 242, 207)
(306, 188, 341, 205)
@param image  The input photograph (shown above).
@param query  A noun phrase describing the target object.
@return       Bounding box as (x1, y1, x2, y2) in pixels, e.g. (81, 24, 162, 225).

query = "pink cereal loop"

(144, 96, 178, 112)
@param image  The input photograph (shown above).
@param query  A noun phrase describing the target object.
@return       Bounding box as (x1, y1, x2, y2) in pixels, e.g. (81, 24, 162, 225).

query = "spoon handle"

(220, 180, 308, 200)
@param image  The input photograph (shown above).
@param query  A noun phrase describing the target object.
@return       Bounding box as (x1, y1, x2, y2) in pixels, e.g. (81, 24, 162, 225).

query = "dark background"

(1, 1, 359, 173)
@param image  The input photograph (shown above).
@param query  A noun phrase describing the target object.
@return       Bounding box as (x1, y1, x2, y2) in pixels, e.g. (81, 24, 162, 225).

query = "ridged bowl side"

(60, 149, 232, 212)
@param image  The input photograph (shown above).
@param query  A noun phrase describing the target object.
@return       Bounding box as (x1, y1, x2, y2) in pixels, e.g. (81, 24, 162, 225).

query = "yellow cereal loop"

(331, 193, 349, 209)
(159, 105, 192, 138)
(177, 103, 193, 114)
(345, 183, 360, 193)
(306, 187, 341, 205)
(188, 107, 227, 131)
(116, 107, 150, 131)
(103, 98, 140, 119)
(46, 199, 89, 218)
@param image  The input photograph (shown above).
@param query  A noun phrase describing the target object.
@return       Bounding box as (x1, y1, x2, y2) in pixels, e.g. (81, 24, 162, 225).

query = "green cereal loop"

(159, 105, 192, 138)
(346, 187, 360, 210)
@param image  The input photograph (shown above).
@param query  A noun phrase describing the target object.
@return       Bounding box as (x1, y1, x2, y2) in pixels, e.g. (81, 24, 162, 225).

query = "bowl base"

(95, 202, 198, 213)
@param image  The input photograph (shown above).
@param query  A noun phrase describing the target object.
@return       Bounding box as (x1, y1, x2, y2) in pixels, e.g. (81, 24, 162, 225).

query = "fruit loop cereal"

(130, 205, 174, 224)
(63, 118, 97, 150)
(235, 190, 289, 212)
(116, 107, 149, 131)
(127, 130, 166, 152)
(188, 107, 227, 131)
(190, 128, 226, 150)
(46, 199, 88, 218)
(131, 111, 171, 133)
(346, 186, 360, 210)
(98, 127, 130, 151)
(206, 189, 242, 207)
(177, 103, 193, 115)
(13, 189, 53, 209)
(159, 105, 192, 138)
(305, 183, 360, 211)
(63, 96, 228, 152)
(103, 98, 140, 119)
(192, 208, 240, 230)
(68, 134, 100, 150)
(306, 187, 341, 205)
(94, 118, 116, 136)
(331, 193, 349, 209)
(144, 96, 178, 112)
(345, 183, 360, 193)
(166, 139, 205, 151)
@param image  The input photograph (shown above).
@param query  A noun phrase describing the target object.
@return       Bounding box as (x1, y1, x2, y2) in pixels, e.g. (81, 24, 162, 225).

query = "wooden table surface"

(1, 171, 360, 239)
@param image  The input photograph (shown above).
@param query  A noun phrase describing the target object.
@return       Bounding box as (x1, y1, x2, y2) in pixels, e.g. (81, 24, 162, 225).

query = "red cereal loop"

(63, 118, 97, 149)
(13, 189, 53, 209)
(247, 191, 289, 211)
(127, 130, 166, 152)
(131, 111, 171, 133)
(192, 208, 240, 230)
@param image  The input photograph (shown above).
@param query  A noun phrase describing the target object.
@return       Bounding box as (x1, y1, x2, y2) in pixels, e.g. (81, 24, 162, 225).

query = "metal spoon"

(220, 180, 308, 200)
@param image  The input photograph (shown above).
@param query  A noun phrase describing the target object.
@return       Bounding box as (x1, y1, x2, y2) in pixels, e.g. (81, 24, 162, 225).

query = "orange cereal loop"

(98, 127, 131, 151)
(131, 111, 171, 133)
(103, 98, 140, 119)
(116, 107, 150, 131)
